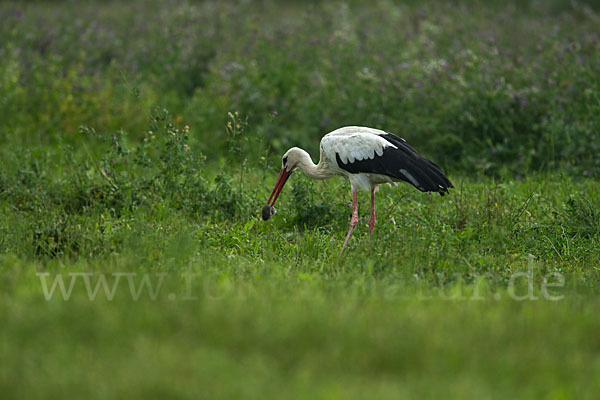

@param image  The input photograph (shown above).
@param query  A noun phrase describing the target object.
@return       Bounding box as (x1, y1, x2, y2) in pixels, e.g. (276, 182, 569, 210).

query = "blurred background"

(1, 0, 599, 176)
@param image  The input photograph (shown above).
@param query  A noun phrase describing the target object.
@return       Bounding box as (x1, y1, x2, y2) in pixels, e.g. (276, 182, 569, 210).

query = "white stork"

(263, 126, 453, 249)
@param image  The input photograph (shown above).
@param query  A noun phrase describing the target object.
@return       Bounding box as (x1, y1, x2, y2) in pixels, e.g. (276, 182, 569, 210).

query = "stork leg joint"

(350, 212, 359, 227)
(342, 189, 359, 251)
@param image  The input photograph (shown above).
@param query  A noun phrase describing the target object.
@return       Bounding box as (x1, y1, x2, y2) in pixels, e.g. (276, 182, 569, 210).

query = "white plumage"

(318, 126, 405, 191)
(321, 127, 394, 164)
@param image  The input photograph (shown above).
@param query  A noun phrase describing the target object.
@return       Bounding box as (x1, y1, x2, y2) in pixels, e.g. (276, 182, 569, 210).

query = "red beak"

(267, 168, 292, 206)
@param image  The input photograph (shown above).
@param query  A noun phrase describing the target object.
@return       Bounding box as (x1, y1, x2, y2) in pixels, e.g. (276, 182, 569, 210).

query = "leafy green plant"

(290, 176, 344, 230)
(558, 195, 600, 238)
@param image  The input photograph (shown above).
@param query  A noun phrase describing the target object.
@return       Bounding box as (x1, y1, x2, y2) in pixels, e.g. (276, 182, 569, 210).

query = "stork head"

(281, 147, 308, 172)
(262, 148, 306, 220)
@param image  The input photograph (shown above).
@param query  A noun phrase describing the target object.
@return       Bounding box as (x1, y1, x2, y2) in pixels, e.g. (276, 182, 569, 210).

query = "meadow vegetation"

(1, 0, 599, 398)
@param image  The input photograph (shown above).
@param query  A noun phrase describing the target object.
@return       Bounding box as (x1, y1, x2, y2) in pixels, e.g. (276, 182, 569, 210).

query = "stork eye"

(282, 156, 288, 166)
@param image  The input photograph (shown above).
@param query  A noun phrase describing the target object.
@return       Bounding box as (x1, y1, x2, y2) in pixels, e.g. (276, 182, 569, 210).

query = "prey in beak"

(262, 168, 292, 221)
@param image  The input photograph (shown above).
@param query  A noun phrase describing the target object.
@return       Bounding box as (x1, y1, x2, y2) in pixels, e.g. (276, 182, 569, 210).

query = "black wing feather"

(335, 132, 453, 195)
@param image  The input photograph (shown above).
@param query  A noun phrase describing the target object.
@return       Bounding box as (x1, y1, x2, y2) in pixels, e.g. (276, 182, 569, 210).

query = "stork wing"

(322, 128, 453, 195)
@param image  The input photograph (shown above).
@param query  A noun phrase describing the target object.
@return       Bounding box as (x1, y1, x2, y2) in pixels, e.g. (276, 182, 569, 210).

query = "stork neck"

(297, 151, 333, 180)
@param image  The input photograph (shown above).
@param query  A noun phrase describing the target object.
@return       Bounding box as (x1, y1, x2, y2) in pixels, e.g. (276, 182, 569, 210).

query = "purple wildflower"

(520, 98, 528, 108)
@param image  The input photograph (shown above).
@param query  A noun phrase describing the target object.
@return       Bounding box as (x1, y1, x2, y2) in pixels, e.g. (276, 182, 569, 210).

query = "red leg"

(342, 189, 359, 250)
(368, 186, 376, 234)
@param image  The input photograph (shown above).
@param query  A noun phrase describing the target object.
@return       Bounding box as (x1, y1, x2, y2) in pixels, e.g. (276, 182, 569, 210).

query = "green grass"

(3, 272, 600, 399)
(2, 172, 599, 398)
(1, 0, 600, 398)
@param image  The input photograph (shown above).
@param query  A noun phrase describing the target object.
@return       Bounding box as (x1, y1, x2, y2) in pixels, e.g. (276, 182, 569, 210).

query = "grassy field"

(1, 0, 600, 398)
